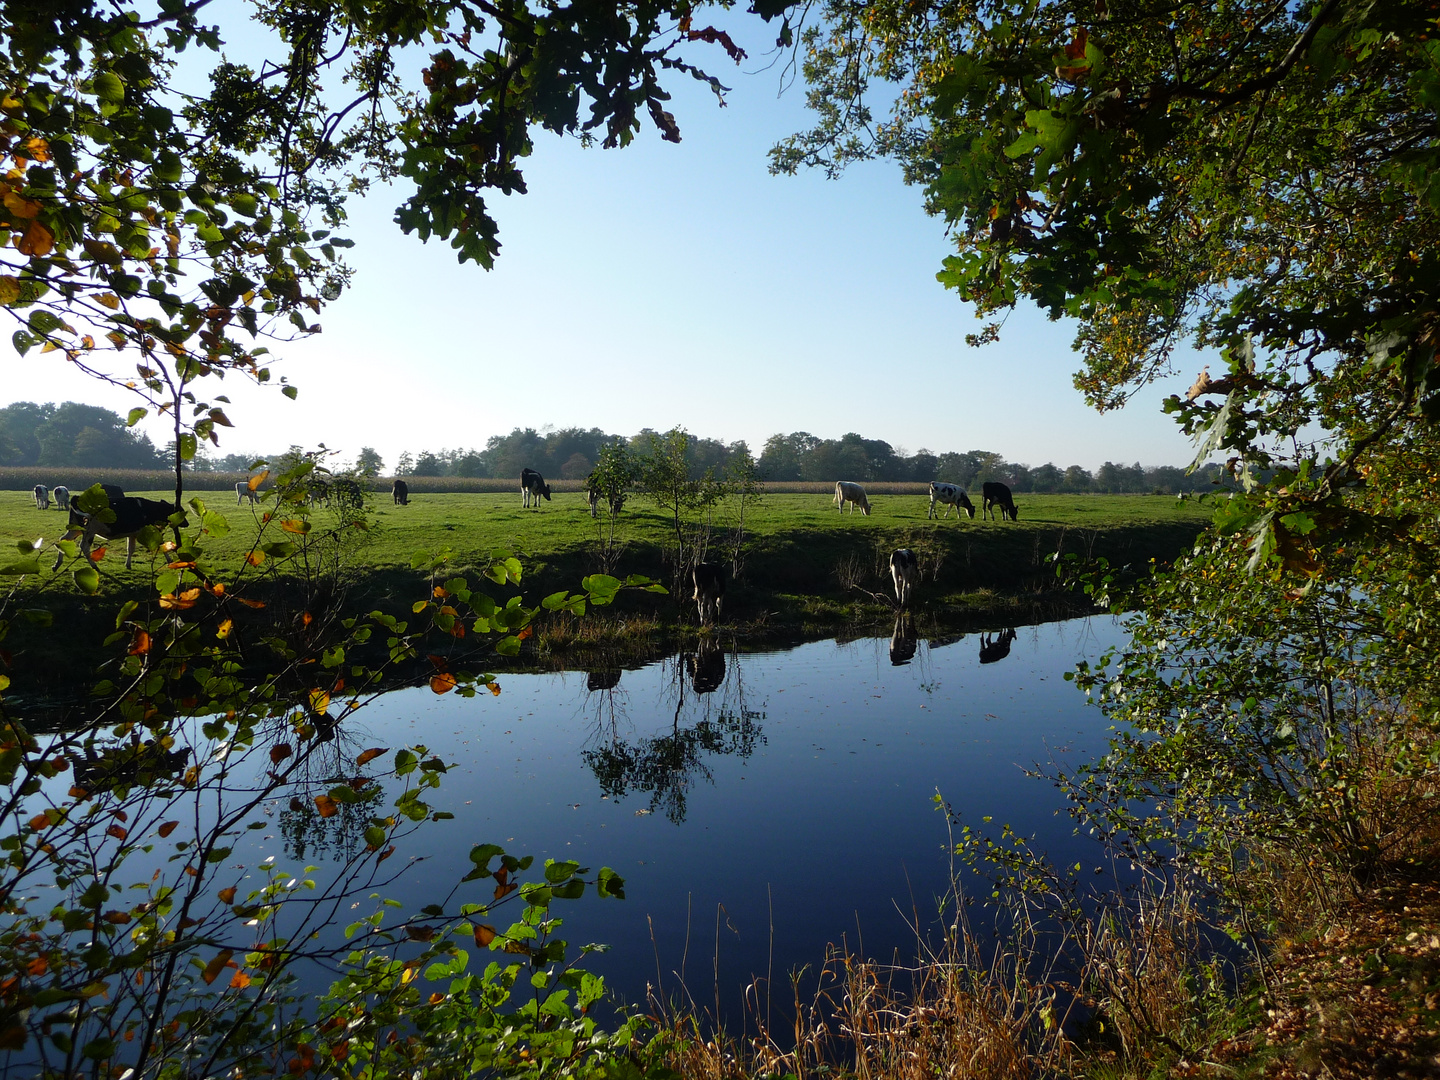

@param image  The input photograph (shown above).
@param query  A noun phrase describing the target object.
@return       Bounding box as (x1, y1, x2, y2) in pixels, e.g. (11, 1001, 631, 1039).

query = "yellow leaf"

(0, 276, 19, 305)
(218, 886, 236, 903)
(314, 795, 338, 818)
(216, 617, 233, 639)
(15, 218, 54, 256)
(248, 469, 269, 492)
(201, 950, 233, 985)
(429, 672, 457, 695)
(97, 293, 120, 310)
(308, 690, 330, 714)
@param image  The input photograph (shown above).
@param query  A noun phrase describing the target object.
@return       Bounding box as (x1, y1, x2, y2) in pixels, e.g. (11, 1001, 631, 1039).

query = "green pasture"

(0, 488, 1212, 598)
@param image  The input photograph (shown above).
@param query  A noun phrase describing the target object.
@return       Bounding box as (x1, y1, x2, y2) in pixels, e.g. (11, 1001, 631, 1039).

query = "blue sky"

(4, 14, 1212, 472)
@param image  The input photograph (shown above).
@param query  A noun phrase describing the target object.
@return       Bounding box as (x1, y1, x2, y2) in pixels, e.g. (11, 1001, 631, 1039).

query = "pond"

(267, 615, 1127, 1017)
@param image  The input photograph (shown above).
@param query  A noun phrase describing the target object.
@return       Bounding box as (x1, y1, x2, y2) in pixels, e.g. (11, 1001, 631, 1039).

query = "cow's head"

(1009, 504, 1019, 521)
(541, 483, 552, 501)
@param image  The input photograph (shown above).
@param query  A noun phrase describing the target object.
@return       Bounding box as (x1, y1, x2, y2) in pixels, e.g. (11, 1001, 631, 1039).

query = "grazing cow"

(52, 485, 71, 512)
(236, 481, 260, 505)
(834, 480, 871, 516)
(889, 548, 919, 608)
(32, 484, 49, 510)
(928, 482, 975, 520)
(585, 475, 625, 518)
(981, 481, 1019, 521)
(690, 562, 726, 626)
(521, 468, 551, 508)
(889, 614, 917, 666)
(392, 479, 409, 505)
(54, 494, 176, 570)
(979, 628, 1017, 665)
(688, 639, 726, 694)
(331, 478, 364, 512)
(98, 483, 126, 503)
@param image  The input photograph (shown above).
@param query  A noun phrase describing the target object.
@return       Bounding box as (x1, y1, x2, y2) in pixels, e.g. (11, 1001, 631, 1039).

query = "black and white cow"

(978, 628, 1017, 664)
(236, 481, 260, 505)
(889, 547, 919, 608)
(834, 480, 871, 516)
(521, 468, 551, 508)
(691, 562, 726, 626)
(331, 478, 364, 512)
(392, 479, 409, 505)
(52, 485, 71, 512)
(928, 482, 975, 520)
(54, 493, 176, 570)
(32, 484, 49, 510)
(98, 483, 126, 503)
(982, 481, 1019, 522)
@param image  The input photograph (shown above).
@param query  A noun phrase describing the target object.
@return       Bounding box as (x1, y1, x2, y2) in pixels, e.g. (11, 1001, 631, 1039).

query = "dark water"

(281, 616, 1126, 1015)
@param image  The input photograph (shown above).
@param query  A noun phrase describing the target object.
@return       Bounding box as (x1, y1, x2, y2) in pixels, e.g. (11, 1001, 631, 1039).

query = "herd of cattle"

(28, 469, 1021, 626)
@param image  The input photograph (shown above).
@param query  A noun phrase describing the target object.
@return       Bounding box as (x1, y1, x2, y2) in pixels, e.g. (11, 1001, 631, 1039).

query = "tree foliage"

(777, 0, 1440, 570)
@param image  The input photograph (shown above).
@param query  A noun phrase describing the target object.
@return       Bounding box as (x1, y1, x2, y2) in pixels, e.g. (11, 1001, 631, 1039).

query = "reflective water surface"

(275, 617, 1126, 1013)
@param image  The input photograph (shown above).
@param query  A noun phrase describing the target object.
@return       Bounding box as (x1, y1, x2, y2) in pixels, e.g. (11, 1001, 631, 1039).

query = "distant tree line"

(0, 401, 167, 469)
(12, 404, 1229, 494)
(379, 427, 1229, 495)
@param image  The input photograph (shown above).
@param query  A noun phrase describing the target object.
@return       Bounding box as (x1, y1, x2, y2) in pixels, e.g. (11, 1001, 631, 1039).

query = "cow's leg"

(126, 536, 137, 570)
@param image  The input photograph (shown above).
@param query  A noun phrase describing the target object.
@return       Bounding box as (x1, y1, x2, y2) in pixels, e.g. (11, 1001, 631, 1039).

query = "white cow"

(834, 481, 871, 516)
(889, 548, 918, 607)
(236, 481, 260, 505)
(32, 484, 49, 510)
(927, 482, 975, 520)
(52, 485, 70, 512)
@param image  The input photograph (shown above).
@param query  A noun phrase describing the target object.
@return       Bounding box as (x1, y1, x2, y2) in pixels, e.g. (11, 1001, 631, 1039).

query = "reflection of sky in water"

(298, 615, 1130, 1014)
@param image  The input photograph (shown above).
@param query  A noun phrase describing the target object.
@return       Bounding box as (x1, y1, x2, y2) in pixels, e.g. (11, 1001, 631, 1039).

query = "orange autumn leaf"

(201, 950, 233, 985)
(128, 629, 150, 656)
(518, 625, 533, 640)
(488, 682, 502, 697)
(314, 795, 339, 818)
(269, 744, 292, 765)
(473, 924, 497, 947)
(247, 469, 268, 492)
(106, 825, 128, 840)
(229, 970, 251, 989)
(89, 547, 107, 562)
(27, 814, 49, 830)
(15, 217, 54, 256)
(157, 821, 178, 838)
(356, 747, 387, 767)
(218, 886, 236, 903)
(233, 596, 266, 609)
(429, 672, 457, 695)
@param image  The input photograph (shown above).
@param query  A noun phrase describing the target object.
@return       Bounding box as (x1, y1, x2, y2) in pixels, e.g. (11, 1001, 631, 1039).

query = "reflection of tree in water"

(580, 640, 764, 823)
(276, 733, 388, 862)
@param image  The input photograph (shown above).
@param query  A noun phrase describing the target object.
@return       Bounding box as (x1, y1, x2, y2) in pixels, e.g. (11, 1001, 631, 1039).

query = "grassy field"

(1, 487, 1210, 598)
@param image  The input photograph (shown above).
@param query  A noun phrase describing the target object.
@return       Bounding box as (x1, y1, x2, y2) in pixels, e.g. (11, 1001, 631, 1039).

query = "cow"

(979, 628, 1017, 664)
(331, 478, 364, 512)
(982, 481, 1019, 521)
(32, 484, 49, 510)
(889, 548, 919, 608)
(928, 482, 975, 520)
(691, 562, 726, 626)
(53, 493, 176, 570)
(392, 479, 409, 505)
(52, 485, 71, 512)
(889, 614, 917, 666)
(236, 481, 260, 505)
(98, 483, 125, 503)
(521, 468, 551, 508)
(834, 480, 871, 516)
(586, 474, 625, 519)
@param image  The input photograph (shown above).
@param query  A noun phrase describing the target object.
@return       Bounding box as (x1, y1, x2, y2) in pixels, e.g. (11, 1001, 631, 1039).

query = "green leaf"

(73, 566, 100, 594)
(92, 71, 125, 103)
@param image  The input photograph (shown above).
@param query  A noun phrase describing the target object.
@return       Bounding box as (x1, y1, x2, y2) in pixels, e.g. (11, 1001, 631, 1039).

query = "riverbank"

(0, 490, 1207, 702)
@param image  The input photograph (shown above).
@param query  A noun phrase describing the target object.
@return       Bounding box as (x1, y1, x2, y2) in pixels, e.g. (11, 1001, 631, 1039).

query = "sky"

(2, 12, 1214, 473)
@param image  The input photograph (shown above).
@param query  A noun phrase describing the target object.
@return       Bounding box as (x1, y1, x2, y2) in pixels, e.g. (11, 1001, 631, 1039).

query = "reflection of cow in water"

(687, 640, 726, 694)
(979, 628, 1017, 664)
(889, 615, 917, 666)
(586, 670, 621, 692)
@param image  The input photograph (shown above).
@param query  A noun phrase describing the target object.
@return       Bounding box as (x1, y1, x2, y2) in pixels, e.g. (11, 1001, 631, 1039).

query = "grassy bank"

(0, 489, 1208, 700)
